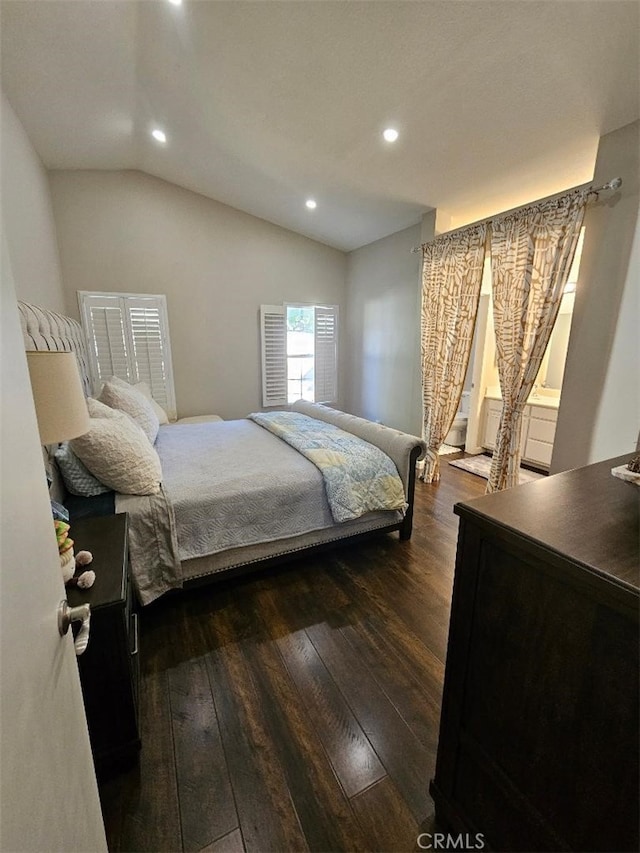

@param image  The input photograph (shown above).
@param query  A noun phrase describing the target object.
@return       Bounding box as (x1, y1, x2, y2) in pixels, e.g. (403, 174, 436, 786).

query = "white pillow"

(86, 397, 121, 419)
(70, 398, 162, 495)
(98, 376, 160, 443)
(133, 381, 170, 425)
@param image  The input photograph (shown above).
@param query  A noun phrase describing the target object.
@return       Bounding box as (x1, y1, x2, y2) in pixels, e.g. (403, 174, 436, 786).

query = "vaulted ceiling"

(2, 1, 638, 250)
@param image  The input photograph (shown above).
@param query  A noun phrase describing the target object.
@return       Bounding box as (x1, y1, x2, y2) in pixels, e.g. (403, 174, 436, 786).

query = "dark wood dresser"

(431, 455, 639, 852)
(67, 513, 141, 777)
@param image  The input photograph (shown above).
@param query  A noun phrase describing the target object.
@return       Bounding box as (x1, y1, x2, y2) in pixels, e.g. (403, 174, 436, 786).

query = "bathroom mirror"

(536, 291, 575, 392)
(534, 227, 584, 393)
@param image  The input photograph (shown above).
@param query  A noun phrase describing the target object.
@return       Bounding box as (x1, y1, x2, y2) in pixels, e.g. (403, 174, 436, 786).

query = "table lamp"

(26, 351, 90, 445)
(26, 350, 93, 594)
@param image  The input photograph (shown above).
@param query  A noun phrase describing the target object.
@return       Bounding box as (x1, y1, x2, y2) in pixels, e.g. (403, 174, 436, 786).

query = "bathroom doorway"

(460, 229, 585, 465)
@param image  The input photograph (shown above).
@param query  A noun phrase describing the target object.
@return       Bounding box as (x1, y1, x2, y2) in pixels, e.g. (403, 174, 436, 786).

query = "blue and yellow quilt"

(248, 411, 406, 523)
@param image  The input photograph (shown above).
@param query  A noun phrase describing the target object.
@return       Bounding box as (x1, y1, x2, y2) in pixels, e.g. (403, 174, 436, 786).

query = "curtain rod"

(410, 177, 623, 253)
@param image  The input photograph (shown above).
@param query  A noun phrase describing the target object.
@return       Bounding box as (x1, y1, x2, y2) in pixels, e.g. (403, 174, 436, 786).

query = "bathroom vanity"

(480, 389, 559, 469)
(463, 285, 577, 462)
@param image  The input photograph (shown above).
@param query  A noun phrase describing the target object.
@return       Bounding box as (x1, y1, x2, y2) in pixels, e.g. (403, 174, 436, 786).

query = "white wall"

(552, 120, 640, 471)
(49, 170, 346, 419)
(1, 93, 66, 312)
(344, 223, 424, 436)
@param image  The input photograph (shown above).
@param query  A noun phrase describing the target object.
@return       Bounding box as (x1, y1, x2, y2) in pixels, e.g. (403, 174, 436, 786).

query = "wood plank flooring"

(99, 456, 486, 852)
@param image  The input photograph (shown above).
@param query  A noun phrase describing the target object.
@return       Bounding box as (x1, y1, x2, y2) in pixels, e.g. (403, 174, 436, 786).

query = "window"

(260, 303, 338, 407)
(78, 291, 177, 420)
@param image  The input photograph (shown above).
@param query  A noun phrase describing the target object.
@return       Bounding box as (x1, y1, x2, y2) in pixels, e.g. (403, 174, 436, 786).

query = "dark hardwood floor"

(99, 455, 486, 852)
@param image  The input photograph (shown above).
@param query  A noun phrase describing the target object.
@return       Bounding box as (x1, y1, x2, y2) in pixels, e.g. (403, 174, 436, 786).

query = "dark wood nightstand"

(67, 513, 141, 777)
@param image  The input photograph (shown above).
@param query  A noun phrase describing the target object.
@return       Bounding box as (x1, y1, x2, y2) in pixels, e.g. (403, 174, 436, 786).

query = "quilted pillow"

(70, 398, 162, 495)
(98, 376, 160, 444)
(133, 381, 170, 425)
(86, 397, 121, 419)
(54, 442, 110, 497)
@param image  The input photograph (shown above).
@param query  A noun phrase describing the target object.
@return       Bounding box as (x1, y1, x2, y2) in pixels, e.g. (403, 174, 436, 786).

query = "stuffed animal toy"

(54, 520, 96, 588)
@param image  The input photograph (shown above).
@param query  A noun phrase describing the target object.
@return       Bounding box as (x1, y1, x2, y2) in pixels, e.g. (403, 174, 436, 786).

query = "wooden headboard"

(18, 301, 92, 396)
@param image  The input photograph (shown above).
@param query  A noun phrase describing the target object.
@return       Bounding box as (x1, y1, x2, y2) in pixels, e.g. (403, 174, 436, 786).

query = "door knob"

(58, 600, 91, 656)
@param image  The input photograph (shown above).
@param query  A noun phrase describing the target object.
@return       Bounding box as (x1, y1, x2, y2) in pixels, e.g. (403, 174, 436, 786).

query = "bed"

(19, 301, 426, 604)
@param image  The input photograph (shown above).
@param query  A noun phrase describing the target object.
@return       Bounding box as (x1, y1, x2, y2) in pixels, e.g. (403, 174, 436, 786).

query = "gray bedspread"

(116, 486, 182, 605)
(158, 419, 335, 558)
(118, 419, 336, 603)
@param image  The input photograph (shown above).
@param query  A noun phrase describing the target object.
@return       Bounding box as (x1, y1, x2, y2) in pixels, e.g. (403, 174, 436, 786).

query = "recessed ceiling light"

(151, 128, 167, 144)
(305, 199, 317, 210)
(383, 128, 399, 143)
(168, 0, 182, 6)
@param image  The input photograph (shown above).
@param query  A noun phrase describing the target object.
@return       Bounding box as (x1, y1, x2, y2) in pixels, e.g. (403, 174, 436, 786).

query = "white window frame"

(78, 291, 177, 420)
(260, 302, 339, 408)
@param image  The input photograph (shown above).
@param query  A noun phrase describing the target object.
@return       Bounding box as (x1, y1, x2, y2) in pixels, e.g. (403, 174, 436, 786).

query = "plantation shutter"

(260, 305, 287, 407)
(79, 291, 177, 420)
(124, 298, 175, 416)
(80, 295, 131, 390)
(314, 305, 338, 403)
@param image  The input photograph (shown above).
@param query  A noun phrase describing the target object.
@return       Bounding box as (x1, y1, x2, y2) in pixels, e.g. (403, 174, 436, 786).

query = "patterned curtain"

(420, 224, 487, 482)
(487, 190, 589, 492)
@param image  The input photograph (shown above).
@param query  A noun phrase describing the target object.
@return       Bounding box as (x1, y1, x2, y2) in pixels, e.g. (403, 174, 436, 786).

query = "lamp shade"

(26, 351, 90, 445)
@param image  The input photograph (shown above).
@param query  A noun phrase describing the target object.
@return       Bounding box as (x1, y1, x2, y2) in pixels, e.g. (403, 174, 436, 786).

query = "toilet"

(445, 391, 471, 447)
